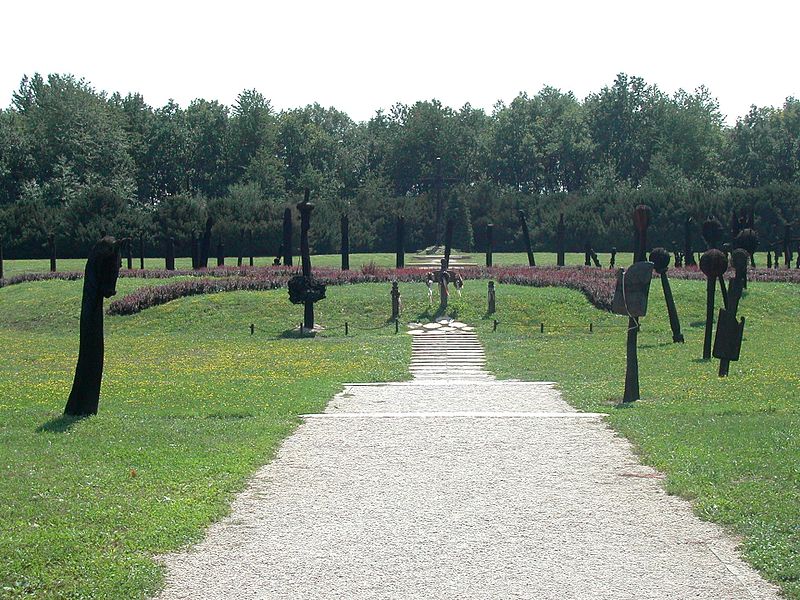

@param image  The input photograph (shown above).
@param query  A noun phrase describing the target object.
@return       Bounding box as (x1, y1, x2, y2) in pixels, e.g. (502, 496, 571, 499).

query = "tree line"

(0, 72, 798, 259)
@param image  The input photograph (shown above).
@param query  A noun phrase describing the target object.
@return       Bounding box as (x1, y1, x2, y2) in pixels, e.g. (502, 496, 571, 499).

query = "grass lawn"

(2, 251, 627, 278)
(440, 277, 800, 598)
(0, 279, 409, 598)
(2, 271, 798, 598)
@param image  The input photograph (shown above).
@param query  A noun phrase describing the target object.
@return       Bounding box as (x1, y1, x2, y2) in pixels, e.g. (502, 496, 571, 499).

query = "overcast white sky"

(2, 0, 798, 124)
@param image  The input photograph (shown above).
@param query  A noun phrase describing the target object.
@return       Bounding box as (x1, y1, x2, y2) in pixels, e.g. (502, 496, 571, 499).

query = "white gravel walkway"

(155, 325, 780, 599)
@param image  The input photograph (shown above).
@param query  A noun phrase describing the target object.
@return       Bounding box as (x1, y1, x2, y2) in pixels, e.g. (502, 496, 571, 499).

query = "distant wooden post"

(443, 219, 454, 270)
(391, 281, 401, 320)
(48, 234, 57, 272)
(486, 223, 493, 267)
(298, 190, 314, 330)
(191, 232, 199, 269)
(165, 236, 175, 271)
(126, 239, 133, 270)
(633, 205, 651, 262)
(341, 214, 350, 271)
(556, 214, 565, 266)
(396, 217, 405, 269)
(487, 281, 496, 314)
(518, 210, 535, 266)
(282, 208, 293, 267)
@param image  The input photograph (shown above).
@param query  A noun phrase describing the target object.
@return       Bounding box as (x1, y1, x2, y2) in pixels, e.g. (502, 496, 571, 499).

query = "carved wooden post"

(611, 262, 654, 403)
(64, 237, 122, 416)
(391, 281, 401, 320)
(48, 234, 57, 272)
(633, 205, 651, 262)
(700, 249, 728, 360)
(702, 216, 723, 250)
(200, 217, 213, 268)
(624, 316, 640, 402)
(556, 214, 565, 266)
(443, 219, 454, 270)
(650, 248, 684, 343)
(298, 190, 314, 330)
(191, 232, 199, 269)
(486, 223, 493, 267)
(438, 260, 449, 314)
(395, 217, 405, 269)
(684, 217, 696, 266)
(783, 223, 793, 268)
(165, 236, 175, 271)
(282, 208, 293, 267)
(487, 280, 496, 314)
(518, 210, 535, 266)
(126, 239, 133, 270)
(341, 214, 350, 271)
(217, 241, 225, 267)
(717, 249, 748, 377)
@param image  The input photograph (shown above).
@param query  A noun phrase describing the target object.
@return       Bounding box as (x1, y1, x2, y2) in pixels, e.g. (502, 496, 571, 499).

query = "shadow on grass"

(639, 341, 674, 349)
(36, 414, 89, 433)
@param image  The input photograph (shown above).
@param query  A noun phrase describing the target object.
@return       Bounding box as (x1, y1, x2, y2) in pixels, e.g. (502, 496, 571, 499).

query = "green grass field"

(1, 270, 798, 598)
(445, 278, 800, 598)
(1, 251, 624, 277)
(0, 279, 409, 598)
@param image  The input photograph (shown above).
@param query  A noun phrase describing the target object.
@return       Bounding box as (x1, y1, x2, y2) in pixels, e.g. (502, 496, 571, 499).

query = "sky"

(2, 0, 798, 124)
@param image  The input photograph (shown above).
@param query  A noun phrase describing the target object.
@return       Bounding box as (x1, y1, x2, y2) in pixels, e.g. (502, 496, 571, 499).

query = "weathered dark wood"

(199, 217, 213, 268)
(395, 217, 405, 269)
(633, 205, 651, 262)
(783, 223, 793, 267)
(700, 249, 728, 359)
(487, 281, 496, 314)
(298, 190, 314, 329)
(650, 248, 684, 343)
(165, 236, 175, 271)
(391, 281, 401, 320)
(684, 218, 697, 266)
(282, 208, 293, 267)
(48, 234, 57, 272)
(486, 223, 493, 267)
(518, 210, 535, 266)
(623, 316, 640, 402)
(556, 214, 565, 266)
(341, 214, 350, 271)
(703, 276, 715, 360)
(64, 237, 122, 416)
(443, 219, 454, 270)
(191, 232, 199, 269)
(661, 272, 684, 343)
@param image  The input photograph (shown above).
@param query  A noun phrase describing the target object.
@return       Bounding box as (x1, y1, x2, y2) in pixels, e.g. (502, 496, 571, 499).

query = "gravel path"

(155, 326, 780, 599)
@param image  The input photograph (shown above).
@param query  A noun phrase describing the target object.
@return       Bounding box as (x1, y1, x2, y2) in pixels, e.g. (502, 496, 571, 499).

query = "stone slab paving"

(155, 323, 780, 600)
